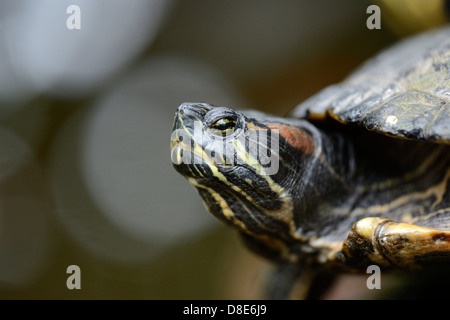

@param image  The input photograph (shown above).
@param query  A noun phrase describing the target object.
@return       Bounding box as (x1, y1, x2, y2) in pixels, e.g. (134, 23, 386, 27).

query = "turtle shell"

(292, 25, 450, 143)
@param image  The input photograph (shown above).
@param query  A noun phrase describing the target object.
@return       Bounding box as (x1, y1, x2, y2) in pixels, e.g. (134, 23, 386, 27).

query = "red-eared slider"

(170, 25, 450, 299)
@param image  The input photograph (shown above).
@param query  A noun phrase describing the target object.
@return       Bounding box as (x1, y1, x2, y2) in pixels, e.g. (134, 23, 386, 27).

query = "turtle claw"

(341, 217, 450, 270)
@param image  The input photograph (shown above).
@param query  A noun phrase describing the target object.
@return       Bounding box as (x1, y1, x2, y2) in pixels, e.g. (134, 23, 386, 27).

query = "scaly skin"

(171, 103, 450, 273)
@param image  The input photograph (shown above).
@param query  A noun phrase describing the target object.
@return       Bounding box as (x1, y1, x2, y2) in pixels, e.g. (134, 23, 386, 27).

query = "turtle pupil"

(211, 118, 236, 135)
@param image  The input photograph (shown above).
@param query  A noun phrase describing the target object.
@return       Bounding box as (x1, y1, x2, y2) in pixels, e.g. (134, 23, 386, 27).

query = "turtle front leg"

(340, 217, 450, 270)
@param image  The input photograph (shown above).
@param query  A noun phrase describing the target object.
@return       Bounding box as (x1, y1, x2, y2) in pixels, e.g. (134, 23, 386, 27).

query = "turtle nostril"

(178, 102, 205, 118)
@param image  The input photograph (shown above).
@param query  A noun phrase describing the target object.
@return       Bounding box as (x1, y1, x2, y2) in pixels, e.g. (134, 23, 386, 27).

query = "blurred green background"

(0, 0, 446, 299)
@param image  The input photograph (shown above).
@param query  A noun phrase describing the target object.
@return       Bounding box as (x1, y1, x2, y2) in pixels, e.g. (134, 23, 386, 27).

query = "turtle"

(170, 25, 450, 299)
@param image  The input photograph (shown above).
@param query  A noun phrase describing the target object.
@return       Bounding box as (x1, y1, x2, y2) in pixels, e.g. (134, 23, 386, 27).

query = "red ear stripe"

(268, 124, 315, 154)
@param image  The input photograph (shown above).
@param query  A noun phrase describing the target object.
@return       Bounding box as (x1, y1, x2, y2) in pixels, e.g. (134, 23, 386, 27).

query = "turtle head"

(171, 102, 319, 261)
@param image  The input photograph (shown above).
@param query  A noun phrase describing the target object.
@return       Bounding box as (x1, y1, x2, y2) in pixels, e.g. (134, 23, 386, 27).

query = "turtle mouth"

(171, 139, 216, 179)
(172, 154, 215, 179)
(171, 148, 236, 180)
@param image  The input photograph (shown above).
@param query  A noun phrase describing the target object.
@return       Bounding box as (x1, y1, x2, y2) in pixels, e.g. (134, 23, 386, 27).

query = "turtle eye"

(210, 117, 236, 136)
